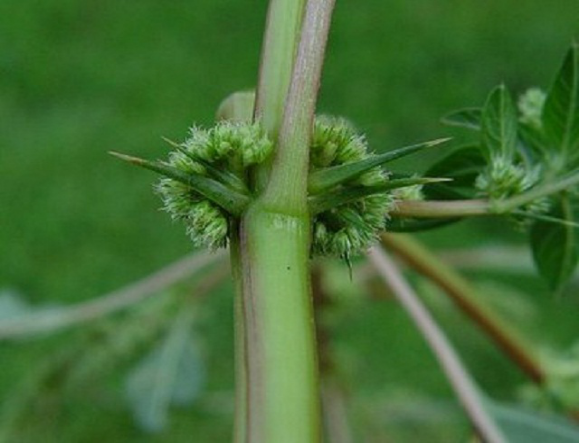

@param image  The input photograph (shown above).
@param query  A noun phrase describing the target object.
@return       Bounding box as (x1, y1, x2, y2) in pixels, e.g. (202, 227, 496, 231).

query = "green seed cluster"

(156, 121, 272, 249)
(157, 116, 393, 257)
(476, 158, 549, 217)
(310, 116, 393, 259)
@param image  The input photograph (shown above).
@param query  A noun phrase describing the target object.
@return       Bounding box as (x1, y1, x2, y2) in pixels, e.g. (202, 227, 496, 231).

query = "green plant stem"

(254, 0, 306, 138)
(392, 171, 579, 219)
(253, 0, 306, 191)
(236, 1, 335, 441)
(262, 0, 335, 212)
(392, 199, 490, 218)
(240, 208, 318, 442)
(380, 233, 546, 384)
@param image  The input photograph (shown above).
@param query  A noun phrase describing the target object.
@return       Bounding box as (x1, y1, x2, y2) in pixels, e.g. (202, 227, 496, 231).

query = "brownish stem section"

(380, 233, 546, 384)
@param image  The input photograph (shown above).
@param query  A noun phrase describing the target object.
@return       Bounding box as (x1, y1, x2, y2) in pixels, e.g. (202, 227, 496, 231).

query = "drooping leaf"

(307, 138, 449, 194)
(441, 107, 482, 130)
(542, 43, 579, 161)
(486, 399, 579, 443)
(530, 195, 578, 293)
(481, 85, 518, 161)
(424, 145, 486, 200)
(125, 312, 205, 433)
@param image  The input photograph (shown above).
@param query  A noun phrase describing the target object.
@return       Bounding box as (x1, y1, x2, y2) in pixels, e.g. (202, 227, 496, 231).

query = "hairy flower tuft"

(156, 121, 272, 249)
(476, 159, 549, 218)
(518, 88, 546, 130)
(310, 116, 393, 259)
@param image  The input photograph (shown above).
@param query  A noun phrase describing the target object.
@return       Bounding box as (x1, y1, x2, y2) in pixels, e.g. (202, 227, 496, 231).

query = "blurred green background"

(1, 0, 578, 441)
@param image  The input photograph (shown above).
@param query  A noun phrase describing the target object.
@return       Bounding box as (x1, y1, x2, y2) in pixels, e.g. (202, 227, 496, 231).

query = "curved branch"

(0, 251, 226, 341)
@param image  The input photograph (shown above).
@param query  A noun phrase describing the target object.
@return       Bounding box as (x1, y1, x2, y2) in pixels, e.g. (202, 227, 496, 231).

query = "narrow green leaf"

(308, 138, 450, 194)
(387, 218, 460, 232)
(530, 195, 578, 293)
(543, 43, 579, 161)
(424, 145, 486, 200)
(486, 399, 579, 443)
(309, 177, 450, 214)
(110, 151, 251, 215)
(481, 85, 518, 160)
(441, 107, 482, 130)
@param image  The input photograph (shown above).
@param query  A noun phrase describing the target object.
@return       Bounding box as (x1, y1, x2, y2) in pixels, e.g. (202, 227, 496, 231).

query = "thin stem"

(380, 233, 545, 384)
(391, 199, 491, 218)
(237, 1, 336, 441)
(262, 0, 336, 212)
(0, 251, 225, 341)
(368, 246, 507, 443)
(253, 0, 306, 191)
(254, 0, 306, 138)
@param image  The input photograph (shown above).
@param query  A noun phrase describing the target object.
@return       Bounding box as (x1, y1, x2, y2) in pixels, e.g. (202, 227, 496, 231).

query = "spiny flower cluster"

(310, 116, 393, 259)
(156, 121, 272, 249)
(156, 116, 394, 257)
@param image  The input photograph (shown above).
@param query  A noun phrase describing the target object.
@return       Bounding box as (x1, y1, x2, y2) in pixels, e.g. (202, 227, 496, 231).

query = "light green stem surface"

(240, 205, 319, 442)
(234, 1, 335, 441)
(254, 0, 306, 137)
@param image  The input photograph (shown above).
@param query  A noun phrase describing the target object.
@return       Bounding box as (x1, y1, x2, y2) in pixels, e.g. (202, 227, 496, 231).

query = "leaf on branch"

(542, 43, 579, 161)
(125, 312, 205, 433)
(441, 107, 482, 131)
(424, 145, 486, 200)
(307, 138, 450, 194)
(530, 195, 578, 294)
(481, 85, 518, 161)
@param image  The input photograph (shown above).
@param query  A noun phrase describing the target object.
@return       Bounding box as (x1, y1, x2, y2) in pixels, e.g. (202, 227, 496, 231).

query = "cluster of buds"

(112, 116, 444, 258)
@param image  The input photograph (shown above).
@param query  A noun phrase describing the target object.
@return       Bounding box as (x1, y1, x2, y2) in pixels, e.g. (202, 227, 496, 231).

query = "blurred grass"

(1, 0, 578, 441)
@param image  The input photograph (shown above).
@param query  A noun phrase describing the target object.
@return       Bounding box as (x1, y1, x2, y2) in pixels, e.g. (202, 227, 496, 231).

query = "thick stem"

(240, 206, 318, 442)
(380, 233, 545, 384)
(236, 1, 336, 441)
(262, 0, 336, 211)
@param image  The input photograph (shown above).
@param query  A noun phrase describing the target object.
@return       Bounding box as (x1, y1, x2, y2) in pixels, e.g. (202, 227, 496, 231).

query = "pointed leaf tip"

(482, 84, 518, 161)
(308, 138, 450, 194)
